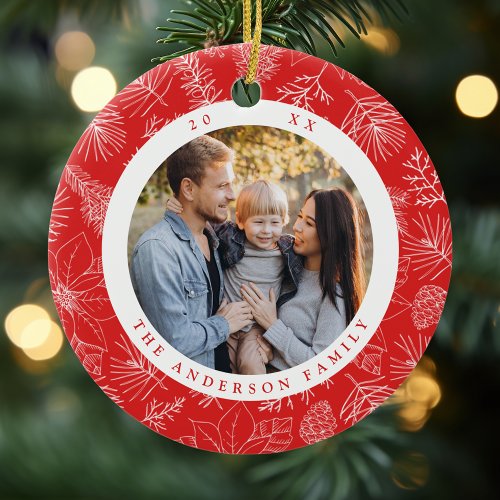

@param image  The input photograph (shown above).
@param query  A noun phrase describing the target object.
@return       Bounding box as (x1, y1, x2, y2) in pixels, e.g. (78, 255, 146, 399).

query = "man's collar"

(164, 211, 220, 248)
(164, 211, 191, 241)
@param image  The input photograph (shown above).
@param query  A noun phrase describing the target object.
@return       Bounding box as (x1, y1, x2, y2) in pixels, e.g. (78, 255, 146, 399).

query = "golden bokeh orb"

(363, 28, 400, 56)
(456, 75, 498, 118)
(55, 31, 95, 72)
(71, 66, 117, 112)
(23, 321, 64, 361)
(5, 304, 50, 347)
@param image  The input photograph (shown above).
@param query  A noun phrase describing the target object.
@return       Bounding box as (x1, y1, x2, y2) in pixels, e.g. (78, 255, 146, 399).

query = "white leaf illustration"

(119, 66, 172, 117)
(173, 53, 223, 109)
(390, 334, 431, 382)
(189, 389, 223, 410)
(77, 104, 126, 162)
(49, 187, 72, 243)
(340, 374, 392, 424)
(64, 165, 112, 236)
(109, 334, 168, 401)
(142, 397, 185, 432)
(403, 148, 446, 207)
(258, 396, 294, 413)
(341, 90, 405, 162)
(142, 114, 165, 139)
(402, 212, 452, 281)
(234, 44, 284, 83)
(332, 66, 369, 87)
(387, 186, 410, 236)
(276, 62, 333, 112)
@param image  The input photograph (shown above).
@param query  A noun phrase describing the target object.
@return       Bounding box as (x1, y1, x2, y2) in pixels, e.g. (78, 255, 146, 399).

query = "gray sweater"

(224, 242, 284, 332)
(264, 268, 347, 370)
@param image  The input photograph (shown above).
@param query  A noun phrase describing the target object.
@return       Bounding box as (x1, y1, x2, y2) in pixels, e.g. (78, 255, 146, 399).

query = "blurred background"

(1, 0, 499, 498)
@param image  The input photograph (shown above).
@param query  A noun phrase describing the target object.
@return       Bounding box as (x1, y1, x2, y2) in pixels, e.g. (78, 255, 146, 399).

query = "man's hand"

(216, 299, 253, 334)
(166, 197, 184, 214)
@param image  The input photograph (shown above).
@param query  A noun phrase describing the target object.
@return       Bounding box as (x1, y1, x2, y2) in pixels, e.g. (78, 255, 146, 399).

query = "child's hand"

(166, 196, 183, 214)
(240, 283, 277, 331)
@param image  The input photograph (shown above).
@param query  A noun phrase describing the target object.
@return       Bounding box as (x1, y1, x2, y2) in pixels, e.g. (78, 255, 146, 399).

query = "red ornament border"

(48, 44, 451, 453)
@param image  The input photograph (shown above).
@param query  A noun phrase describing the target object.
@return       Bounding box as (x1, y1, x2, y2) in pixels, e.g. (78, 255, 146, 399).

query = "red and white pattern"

(299, 400, 337, 444)
(48, 44, 451, 454)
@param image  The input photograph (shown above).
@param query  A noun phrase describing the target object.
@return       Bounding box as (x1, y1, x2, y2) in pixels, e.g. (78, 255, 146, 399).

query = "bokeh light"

(456, 75, 498, 118)
(23, 321, 64, 361)
(392, 452, 430, 490)
(18, 318, 52, 349)
(5, 304, 51, 347)
(363, 28, 400, 56)
(389, 356, 442, 432)
(55, 31, 95, 72)
(71, 66, 117, 112)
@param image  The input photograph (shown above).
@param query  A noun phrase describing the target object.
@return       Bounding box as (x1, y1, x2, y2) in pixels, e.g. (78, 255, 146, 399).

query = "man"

(131, 135, 252, 371)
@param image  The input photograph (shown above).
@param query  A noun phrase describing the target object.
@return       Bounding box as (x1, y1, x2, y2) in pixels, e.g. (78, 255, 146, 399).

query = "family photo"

(128, 127, 372, 375)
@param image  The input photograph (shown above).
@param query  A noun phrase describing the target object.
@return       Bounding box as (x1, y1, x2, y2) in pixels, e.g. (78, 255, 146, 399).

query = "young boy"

(167, 180, 303, 375)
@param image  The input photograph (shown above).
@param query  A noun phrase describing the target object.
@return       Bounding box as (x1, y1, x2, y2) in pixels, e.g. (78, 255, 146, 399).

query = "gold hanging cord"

(243, 0, 262, 84)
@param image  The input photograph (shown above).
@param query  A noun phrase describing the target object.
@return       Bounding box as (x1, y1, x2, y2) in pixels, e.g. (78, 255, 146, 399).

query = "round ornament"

(48, 43, 451, 454)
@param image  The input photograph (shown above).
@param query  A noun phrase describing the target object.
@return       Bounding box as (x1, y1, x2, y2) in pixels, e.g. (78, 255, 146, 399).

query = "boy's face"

(237, 214, 284, 250)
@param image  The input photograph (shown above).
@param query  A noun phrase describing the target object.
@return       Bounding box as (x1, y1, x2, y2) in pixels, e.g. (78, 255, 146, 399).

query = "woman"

(241, 188, 365, 370)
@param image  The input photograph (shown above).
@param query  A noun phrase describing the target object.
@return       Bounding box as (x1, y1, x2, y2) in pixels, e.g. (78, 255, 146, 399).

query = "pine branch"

(153, 0, 409, 62)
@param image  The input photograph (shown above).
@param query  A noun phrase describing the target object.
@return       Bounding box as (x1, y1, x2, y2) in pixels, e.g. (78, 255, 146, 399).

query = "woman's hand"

(240, 283, 277, 331)
(166, 197, 183, 214)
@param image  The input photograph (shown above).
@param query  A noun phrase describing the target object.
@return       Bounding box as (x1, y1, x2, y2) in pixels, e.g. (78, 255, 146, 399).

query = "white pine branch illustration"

(403, 148, 445, 207)
(387, 186, 410, 236)
(301, 388, 315, 406)
(321, 378, 334, 389)
(49, 187, 72, 242)
(122, 147, 140, 168)
(142, 114, 165, 139)
(174, 53, 222, 109)
(189, 390, 223, 410)
(95, 376, 125, 406)
(109, 335, 168, 401)
(341, 90, 405, 162)
(120, 66, 172, 117)
(142, 397, 185, 432)
(277, 62, 333, 112)
(340, 374, 392, 424)
(205, 45, 226, 58)
(234, 44, 283, 83)
(402, 212, 452, 280)
(390, 334, 430, 382)
(332, 66, 369, 87)
(78, 105, 126, 162)
(64, 165, 112, 236)
(258, 396, 294, 413)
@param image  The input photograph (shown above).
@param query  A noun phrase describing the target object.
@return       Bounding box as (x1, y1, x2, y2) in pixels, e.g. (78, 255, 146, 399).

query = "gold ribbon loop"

(243, 0, 262, 84)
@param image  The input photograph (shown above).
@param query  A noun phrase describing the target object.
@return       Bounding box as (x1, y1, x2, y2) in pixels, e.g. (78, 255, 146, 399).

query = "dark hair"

(166, 135, 233, 196)
(305, 188, 365, 326)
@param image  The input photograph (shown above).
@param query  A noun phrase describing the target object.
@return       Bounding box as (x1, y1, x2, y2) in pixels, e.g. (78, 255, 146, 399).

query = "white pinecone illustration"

(411, 285, 446, 330)
(299, 400, 337, 444)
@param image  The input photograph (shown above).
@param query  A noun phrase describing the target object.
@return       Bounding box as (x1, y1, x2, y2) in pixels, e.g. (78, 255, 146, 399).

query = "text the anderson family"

(131, 317, 368, 397)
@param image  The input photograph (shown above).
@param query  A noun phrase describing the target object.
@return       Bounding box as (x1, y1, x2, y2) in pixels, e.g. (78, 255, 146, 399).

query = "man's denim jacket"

(216, 221, 303, 307)
(130, 211, 229, 369)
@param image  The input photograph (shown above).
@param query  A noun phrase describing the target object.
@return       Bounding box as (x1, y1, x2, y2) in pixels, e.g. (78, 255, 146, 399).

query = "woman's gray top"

(263, 268, 347, 370)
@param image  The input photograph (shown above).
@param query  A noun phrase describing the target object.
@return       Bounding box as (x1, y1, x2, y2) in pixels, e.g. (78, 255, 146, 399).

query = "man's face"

(192, 161, 236, 224)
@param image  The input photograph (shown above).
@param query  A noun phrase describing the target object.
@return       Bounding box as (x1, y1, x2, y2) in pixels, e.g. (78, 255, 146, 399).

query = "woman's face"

(293, 197, 321, 262)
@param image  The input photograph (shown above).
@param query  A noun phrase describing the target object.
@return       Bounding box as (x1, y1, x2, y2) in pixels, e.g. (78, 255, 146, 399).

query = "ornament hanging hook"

(243, 0, 262, 84)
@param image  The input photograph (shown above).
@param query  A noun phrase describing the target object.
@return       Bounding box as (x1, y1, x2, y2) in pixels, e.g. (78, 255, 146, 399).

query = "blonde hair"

(236, 180, 289, 224)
